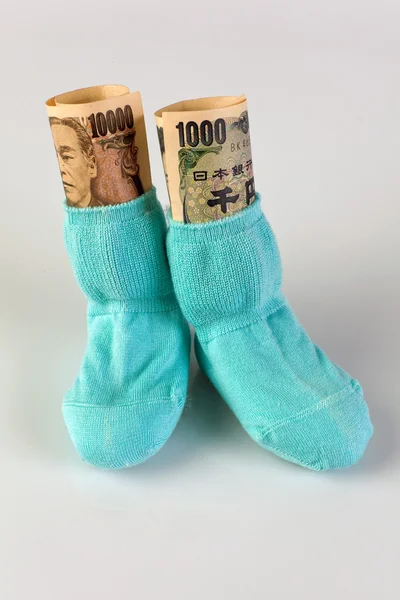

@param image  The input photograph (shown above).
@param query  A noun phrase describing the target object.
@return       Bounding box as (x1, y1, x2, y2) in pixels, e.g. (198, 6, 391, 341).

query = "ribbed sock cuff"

(166, 194, 264, 241)
(64, 186, 160, 227)
(166, 194, 283, 333)
(64, 187, 177, 311)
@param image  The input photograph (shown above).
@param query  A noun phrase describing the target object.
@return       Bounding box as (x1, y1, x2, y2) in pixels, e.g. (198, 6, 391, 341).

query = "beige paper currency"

(155, 95, 255, 223)
(46, 85, 151, 207)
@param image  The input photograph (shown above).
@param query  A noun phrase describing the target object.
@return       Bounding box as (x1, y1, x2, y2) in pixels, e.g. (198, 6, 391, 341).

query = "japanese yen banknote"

(46, 85, 152, 208)
(155, 95, 256, 223)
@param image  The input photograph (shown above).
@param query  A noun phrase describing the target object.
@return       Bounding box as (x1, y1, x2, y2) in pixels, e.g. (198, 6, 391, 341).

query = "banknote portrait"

(49, 116, 102, 207)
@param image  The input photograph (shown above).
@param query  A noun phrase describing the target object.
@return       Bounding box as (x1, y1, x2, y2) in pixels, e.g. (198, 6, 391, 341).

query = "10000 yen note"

(46, 85, 151, 207)
(155, 96, 255, 223)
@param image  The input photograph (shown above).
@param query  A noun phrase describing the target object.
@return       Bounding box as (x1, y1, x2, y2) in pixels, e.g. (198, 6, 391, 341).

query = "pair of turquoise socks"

(63, 188, 373, 470)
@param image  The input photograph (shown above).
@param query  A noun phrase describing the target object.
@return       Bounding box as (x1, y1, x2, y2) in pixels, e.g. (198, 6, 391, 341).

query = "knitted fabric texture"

(63, 188, 190, 469)
(166, 195, 373, 471)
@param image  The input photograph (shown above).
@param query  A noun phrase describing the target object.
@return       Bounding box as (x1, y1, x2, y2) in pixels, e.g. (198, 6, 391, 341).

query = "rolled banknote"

(155, 95, 255, 223)
(46, 85, 151, 207)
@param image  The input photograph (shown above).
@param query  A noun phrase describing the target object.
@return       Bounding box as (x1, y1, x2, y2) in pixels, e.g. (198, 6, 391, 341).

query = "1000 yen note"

(155, 95, 255, 223)
(46, 85, 151, 208)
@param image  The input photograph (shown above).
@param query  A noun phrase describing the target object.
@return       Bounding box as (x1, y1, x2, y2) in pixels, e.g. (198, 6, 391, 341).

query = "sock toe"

(252, 381, 373, 471)
(63, 395, 185, 469)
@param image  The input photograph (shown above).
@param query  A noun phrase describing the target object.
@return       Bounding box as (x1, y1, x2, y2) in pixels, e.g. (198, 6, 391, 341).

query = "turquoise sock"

(166, 195, 373, 471)
(63, 188, 190, 469)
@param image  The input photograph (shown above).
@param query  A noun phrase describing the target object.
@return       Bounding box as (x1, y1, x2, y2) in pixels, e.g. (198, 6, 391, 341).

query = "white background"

(1, 1, 399, 598)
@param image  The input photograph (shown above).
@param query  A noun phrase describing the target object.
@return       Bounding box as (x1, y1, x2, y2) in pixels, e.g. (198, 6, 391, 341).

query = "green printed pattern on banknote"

(178, 111, 254, 223)
(156, 96, 255, 223)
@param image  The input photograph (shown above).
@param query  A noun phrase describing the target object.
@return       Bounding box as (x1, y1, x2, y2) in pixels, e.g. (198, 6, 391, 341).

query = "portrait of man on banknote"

(49, 116, 101, 207)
